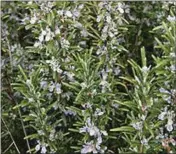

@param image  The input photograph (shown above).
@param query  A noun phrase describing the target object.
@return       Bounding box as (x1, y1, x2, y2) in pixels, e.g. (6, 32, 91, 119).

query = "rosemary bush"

(1, 1, 176, 154)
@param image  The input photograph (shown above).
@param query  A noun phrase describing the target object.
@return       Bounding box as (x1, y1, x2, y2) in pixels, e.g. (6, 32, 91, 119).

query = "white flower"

(131, 121, 143, 130)
(81, 82, 87, 89)
(28, 98, 34, 103)
(167, 15, 176, 22)
(55, 83, 62, 94)
(49, 83, 55, 92)
(45, 33, 51, 42)
(166, 123, 173, 132)
(170, 64, 176, 72)
(164, 96, 172, 104)
(96, 46, 107, 55)
(141, 138, 148, 145)
(92, 89, 97, 96)
(38, 130, 45, 136)
(165, 111, 174, 132)
(159, 87, 169, 94)
(56, 66, 63, 74)
(159, 88, 172, 103)
(106, 15, 111, 23)
(79, 126, 88, 133)
(81, 141, 97, 154)
(81, 29, 88, 37)
(100, 146, 107, 153)
(73, 10, 80, 17)
(170, 52, 176, 58)
(39, 35, 44, 42)
(62, 91, 72, 100)
(43, 27, 54, 42)
(30, 15, 37, 24)
(101, 69, 108, 80)
(79, 41, 87, 47)
(89, 126, 99, 136)
(65, 10, 72, 17)
(102, 25, 109, 33)
(114, 67, 121, 75)
(100, 80, 108, 86)
(60, 38, 70, 50)
(55, 28, 60, 35)
(97, 135, 102, 144)
(82, 102, 92, 109)
(111, 103, 119, 109)
(41, 146, 47, 154)
(80, 117, 100, 137)
(74, 22, 83, 29)
(78, 4, 84, 10)
(117, 3, 124, 14)
(34, 42, 41, 47)
(141, 114, 146, 121)
(64, 71, 75, 81)
(95, 142, 101, 151)
(26, 79, 31, 86)
(40, 81, 48, 89)
(64, 110, 76, 116)
(97, 15, 103, 22)
(41, 30, 47, 36)
(46, 58, 63, 73)
(86, 117, 91, 126)
(35, 144, 40, 151)
(141, 66, 150, 73)
(158, 111, 167, 120)
(57, 10, 64, 16)
(94, 108, 104, 116)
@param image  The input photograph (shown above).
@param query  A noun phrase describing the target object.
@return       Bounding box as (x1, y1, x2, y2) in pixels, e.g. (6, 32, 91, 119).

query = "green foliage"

(1, 1, 176, 154)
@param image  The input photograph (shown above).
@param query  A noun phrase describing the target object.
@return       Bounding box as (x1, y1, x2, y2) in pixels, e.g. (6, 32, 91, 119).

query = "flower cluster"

(46, 57, 63, 73)
(158, 109, 175, 132)
(80, 117, 108, 153)
(35, 141, 47, 154)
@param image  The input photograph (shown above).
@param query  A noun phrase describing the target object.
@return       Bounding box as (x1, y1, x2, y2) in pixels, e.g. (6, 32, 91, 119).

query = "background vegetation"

(1, 1, 176, 154)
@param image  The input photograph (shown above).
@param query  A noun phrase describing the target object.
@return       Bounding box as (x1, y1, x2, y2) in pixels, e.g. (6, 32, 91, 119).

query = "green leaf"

(119, 76, 135, 84)
(24, 133, 38, 140)
(62, 82, 80, 91)
(68, 128, 79, 133)
(18, 65, 28, 80)
(141, 47, 147, 67)
(110, 126, 135, 132)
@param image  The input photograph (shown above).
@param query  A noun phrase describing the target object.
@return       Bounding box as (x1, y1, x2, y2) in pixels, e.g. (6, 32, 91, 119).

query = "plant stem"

(2, 117, 20, 154)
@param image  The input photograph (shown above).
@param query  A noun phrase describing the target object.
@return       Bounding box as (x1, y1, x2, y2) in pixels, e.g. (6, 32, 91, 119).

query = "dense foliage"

(1, 1, 176, 154)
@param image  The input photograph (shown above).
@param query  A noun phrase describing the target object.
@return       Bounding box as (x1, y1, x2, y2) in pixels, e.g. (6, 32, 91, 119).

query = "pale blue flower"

(35, 144, 40, 152)
(40, 81, 48, 89)
(60, 38, 70, 50)
(64, 110, 76, 116)
(65, 10, 72, 18)
(55, 83, 62, 94)
(49, 82, 55, 92)
(158, 111, 167, 120)
(131, 121, 143, 130)
(81, 141, 97, 154)
(167, 15, 176, 22)
(41, 146, 47, 154)
(94, 108, 104, 117)
(141, 138, 148, 145)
